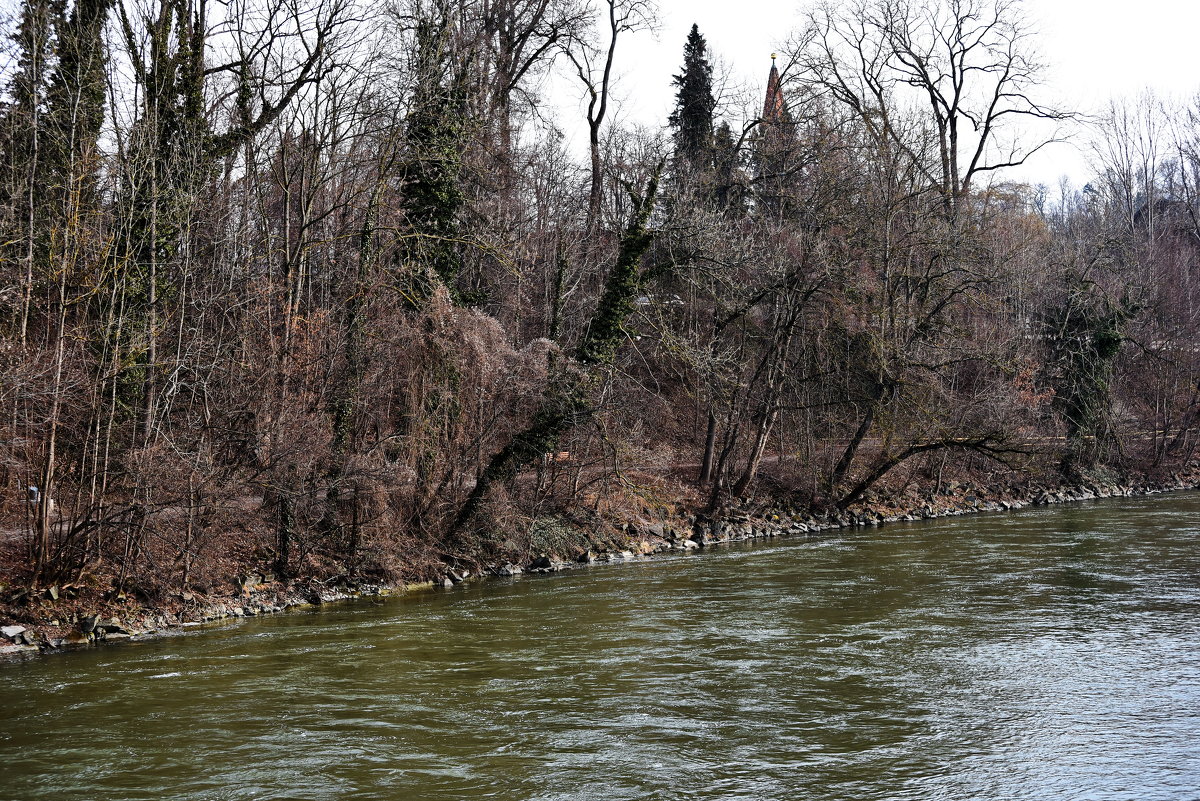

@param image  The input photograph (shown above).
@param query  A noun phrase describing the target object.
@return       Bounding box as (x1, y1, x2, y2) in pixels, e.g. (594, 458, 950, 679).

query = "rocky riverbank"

(4, 469, 1199, 659)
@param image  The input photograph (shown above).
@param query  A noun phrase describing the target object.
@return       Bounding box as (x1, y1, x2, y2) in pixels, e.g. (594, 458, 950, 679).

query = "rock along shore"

(3, 473, 1198, 660)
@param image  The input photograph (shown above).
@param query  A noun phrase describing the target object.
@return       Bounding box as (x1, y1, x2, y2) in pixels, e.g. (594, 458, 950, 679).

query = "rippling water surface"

(3, 494, 1200, 800)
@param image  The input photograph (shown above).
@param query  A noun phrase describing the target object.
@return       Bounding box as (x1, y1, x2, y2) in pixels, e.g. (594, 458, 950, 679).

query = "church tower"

(755, 54, 796, 216)
(763, 54, 785, 123)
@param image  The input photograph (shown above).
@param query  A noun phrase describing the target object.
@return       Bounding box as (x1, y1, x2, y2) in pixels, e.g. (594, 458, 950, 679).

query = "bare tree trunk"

(732, 407, 777, 498)
(20, 123, 37, 348)
(143, 161, 159, 445)
(33, 279, 68, 583)
(828, 398, 877, 501)
(548, 244, 567, 341)
(698, 408, 717, 484)
(588, 129, 602, 233)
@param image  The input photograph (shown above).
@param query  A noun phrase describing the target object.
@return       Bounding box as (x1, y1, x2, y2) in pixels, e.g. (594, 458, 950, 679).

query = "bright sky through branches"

(549, 0, 1200, 189)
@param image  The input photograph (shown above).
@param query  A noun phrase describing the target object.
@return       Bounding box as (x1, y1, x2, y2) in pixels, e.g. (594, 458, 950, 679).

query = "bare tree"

(780, 0, 1060, 508)
(561, 0, 654, 233)
(475, 0, 591, 151)
(798, 0, 1069, 218)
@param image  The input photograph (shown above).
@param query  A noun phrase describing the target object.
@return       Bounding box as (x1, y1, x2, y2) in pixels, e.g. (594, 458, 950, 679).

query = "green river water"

(2, 493, 1199, 800)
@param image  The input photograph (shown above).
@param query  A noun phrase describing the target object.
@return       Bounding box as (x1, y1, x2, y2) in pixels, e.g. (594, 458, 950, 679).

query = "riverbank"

(4, 464, 1199, 659)
(8, 489, 1199, 801)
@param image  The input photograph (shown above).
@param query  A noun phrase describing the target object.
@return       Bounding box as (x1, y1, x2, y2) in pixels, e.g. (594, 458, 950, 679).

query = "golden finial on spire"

(771, 52, 777, 62)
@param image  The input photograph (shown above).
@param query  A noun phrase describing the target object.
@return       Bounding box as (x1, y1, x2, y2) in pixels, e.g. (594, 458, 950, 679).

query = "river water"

(2, 494, 1199, 800)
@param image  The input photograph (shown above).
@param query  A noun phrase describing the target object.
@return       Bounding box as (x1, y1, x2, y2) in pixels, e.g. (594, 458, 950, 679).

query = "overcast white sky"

(547, 0, 1200, 188)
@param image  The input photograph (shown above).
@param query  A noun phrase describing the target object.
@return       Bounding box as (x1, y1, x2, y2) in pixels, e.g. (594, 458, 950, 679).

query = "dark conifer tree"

(4, 0, 62, 164)
(668, 23, 716, 168)
(45, 0, 111, 190)
(2, 0, 64, 342)
(711, 120, 746, 213)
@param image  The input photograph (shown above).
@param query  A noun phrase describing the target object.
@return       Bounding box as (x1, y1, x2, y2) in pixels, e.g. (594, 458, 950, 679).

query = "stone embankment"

(557, 477, 1197, 569)
(0, 574, 435, 657)
(3, 474, 1198, 658)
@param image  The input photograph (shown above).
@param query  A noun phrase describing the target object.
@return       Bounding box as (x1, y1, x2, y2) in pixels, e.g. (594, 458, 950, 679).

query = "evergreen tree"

(45, 0, 112, 190)
(4, 0, 62, 159)
(668, 24, 715, 169)
(1, 0, 64, 341)
(711, 120, 746, 213)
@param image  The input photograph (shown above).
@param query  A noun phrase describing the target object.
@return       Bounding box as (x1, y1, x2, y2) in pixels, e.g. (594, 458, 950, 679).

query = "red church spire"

(763, 53, 785, 123)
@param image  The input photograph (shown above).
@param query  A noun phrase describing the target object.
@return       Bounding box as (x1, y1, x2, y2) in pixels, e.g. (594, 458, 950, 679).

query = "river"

(2, 493, 1199, 800)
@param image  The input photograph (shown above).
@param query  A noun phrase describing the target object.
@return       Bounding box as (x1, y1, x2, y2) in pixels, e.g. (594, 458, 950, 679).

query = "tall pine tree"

(668, 24, 715, 169)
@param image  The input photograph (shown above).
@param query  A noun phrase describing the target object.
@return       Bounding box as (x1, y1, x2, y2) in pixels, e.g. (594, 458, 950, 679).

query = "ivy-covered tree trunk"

(452, 165, 662, 534)
(106, 0, 211, 437)
(1044, 284, 1136, 473)
(399, 12, 471, 305)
